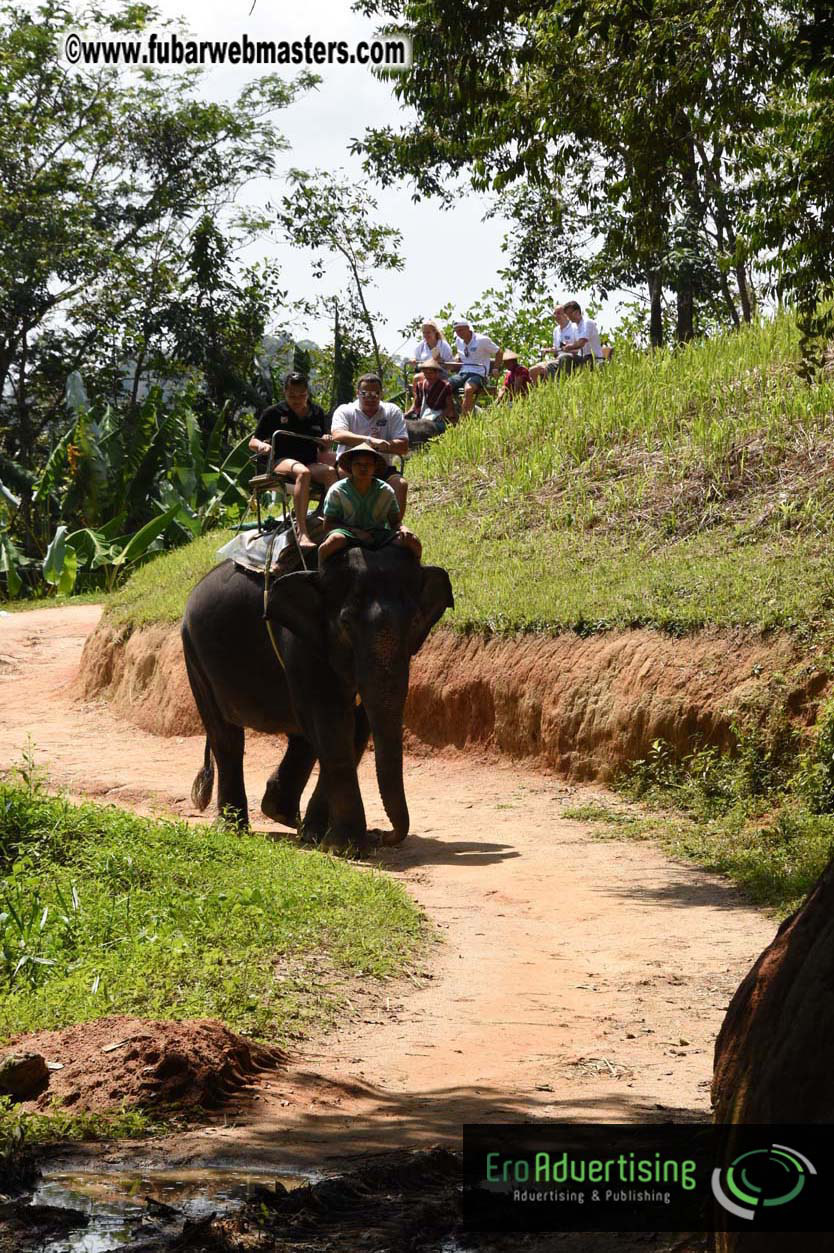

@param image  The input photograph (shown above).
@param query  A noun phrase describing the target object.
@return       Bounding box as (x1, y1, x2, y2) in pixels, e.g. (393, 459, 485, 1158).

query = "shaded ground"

(0, 606, 777, 1174)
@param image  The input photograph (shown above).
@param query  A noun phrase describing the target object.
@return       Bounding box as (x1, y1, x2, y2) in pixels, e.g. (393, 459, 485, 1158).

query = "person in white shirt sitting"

(556, 302, 604, 369)
(407, 317, 454, 409)
(329, 373, 411, 518)
(448, 318, 502, 417)
(529, 304, 578, 384)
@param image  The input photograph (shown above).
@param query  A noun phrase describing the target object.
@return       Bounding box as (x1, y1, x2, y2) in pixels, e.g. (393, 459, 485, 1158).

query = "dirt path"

(0, 606, 776, 1169)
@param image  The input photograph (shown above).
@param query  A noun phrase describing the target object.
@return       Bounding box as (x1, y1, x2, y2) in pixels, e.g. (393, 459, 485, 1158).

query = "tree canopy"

(354, 0, 831, 352)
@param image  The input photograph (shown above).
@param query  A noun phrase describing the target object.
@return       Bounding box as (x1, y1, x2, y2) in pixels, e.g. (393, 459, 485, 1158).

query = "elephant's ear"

(410, 565, 454, 655)
(266, 571, 326, 654)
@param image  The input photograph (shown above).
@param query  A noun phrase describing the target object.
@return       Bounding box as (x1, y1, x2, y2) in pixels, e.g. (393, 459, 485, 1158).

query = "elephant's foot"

(261, 783, 301, 829)
(378, 828, 408, 847)
(216, 803, 249, 831)
(319, 827, 381, 858)
(298, 824, 325, 848)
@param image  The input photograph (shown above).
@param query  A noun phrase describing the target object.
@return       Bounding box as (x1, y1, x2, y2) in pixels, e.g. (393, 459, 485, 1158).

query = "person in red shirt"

(495, 351, 531, 403)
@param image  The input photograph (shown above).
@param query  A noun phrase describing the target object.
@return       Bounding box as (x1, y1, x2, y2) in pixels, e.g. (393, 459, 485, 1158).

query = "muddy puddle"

(22, 1164, 312, 1252)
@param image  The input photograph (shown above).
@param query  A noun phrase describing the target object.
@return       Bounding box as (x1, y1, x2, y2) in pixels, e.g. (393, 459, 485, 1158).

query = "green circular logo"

(712, 1143, 816, 1220)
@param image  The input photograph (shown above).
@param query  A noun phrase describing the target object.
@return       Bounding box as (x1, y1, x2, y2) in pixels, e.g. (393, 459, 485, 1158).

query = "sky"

(124, 0, 516, 355)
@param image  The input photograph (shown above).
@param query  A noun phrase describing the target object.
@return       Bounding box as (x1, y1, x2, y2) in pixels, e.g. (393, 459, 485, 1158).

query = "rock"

(0, 1051, 49, 1100)
(712, 855, 834, 1251)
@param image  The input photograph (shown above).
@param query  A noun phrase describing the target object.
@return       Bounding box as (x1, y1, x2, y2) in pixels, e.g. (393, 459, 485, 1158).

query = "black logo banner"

(463, 1123, 834, 1233)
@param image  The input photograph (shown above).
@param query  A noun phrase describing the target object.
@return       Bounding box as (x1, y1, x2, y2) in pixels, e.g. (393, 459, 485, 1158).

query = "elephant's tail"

(191, 738, 215, 811)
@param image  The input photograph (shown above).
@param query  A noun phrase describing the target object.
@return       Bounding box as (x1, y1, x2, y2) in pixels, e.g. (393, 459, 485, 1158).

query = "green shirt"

(323, 477, 400, 533)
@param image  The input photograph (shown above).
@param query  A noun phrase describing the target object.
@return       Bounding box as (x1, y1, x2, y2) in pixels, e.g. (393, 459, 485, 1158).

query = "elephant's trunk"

(360, 664, 410, 844)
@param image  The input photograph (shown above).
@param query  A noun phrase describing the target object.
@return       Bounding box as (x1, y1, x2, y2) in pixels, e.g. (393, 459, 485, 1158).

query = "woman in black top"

(249, 373, 337, 550)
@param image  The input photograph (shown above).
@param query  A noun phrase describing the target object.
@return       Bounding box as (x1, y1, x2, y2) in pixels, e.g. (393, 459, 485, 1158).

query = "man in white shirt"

(529, 304, 578, 383)
(559, 301, 604, 367)
(448, 318, 502, 416)
(329, 373, 410, 517)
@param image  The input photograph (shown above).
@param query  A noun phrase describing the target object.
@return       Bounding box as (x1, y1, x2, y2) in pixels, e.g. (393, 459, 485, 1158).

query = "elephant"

(405, 415, 446, 448)
(181, 544, 453, 851)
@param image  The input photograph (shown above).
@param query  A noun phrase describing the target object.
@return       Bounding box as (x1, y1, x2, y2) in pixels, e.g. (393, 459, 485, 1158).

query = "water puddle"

(30, 1165, 311, 1252)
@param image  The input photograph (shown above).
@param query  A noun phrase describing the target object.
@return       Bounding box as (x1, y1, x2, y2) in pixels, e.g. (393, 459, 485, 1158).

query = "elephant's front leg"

(301, 704, 370, 848)
(314, 754, 369, 853)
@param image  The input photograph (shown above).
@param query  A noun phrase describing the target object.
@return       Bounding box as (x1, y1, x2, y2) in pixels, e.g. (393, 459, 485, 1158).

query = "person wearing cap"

(319, 443, 422, 566)
(405, 357, 456, 424)
(448, 319, 502, 416)
(330, 374, 411, 518)
(249, 372, 337, 550)
(494, 351, 531, 403)
(529, 305, 578, 384)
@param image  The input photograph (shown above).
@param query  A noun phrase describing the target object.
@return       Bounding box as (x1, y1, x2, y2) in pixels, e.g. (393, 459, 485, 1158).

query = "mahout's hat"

(336, 441, 388, 476)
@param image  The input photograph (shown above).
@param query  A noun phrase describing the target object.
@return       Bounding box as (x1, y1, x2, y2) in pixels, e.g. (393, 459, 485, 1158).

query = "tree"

(153, 216, 286, 426)
(0, 0, 316, 471)
(747, 2, 834, 373)
(275, 168, 403, 378)
(353, 0, 778, 345)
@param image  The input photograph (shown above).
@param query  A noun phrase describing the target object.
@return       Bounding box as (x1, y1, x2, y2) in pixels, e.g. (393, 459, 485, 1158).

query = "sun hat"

(336, 442, 388, 477)
(421, 357, 444, 372)
(503, 350, 519, 363)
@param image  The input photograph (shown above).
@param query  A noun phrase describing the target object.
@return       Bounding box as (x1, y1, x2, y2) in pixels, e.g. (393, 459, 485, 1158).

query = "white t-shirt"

(553, 323, 577, 352)
(414, 338, 453, 366)
(331, 400, 408, 465)
(454, 332, 499, 378)
(573, 317, 603, 359)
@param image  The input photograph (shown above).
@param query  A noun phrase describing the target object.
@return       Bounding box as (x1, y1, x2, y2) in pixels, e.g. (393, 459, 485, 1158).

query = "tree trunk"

(648, 271, 664, 347)
(736, 263, 754, 323)
(676, 283, 694, 343)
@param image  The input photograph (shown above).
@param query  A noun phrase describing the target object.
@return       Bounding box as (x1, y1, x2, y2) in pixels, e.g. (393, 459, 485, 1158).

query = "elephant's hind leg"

(262, 734, 315, 827)
(183, 630, 248, 826)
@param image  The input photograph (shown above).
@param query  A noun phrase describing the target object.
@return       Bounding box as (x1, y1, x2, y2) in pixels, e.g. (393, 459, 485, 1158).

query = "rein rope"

(262, 525, 286, 673)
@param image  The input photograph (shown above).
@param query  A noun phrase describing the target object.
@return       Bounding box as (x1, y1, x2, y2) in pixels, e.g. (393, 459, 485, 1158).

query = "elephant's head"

(266, 546, 453, 841)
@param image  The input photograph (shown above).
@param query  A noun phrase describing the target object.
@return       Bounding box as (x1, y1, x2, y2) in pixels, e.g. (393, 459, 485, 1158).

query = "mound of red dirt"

(11, 1017, 282, 1113)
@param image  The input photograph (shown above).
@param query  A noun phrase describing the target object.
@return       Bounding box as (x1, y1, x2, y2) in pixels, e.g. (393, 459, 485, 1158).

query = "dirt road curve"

(0, 606, 775, 1168)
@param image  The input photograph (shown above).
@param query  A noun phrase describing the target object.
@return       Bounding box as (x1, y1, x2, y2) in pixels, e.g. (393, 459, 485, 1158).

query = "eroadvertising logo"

(711, 1143, 817, 1220)
(462, 1124, 831, 1234)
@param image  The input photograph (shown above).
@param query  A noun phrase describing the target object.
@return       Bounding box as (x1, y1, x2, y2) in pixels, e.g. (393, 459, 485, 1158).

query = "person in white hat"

(448, 318, 502, 416)
(318, 443, 422, 566)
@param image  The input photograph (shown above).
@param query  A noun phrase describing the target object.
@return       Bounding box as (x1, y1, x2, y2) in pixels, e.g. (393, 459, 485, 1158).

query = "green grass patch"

(0, 1097, 166, 1147)
(104, 529, 234, 628)
(0, 780, 424, 1042)
(104, 315, 834, 637)
(582, 709, 834, 916)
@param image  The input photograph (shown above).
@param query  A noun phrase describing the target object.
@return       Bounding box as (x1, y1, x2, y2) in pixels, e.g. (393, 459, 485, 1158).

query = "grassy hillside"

(108, 314, 834, 635)
(409, 314, 834, 634)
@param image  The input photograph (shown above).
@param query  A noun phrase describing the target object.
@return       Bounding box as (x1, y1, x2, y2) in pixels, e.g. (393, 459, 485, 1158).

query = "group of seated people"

(404, 303, 606, 422)
(249, 371, 420, 563)
(247, 301, 605, 564)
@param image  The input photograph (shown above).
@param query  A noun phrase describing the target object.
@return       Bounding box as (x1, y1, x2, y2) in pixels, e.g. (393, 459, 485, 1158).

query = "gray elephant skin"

(181, 546, 454, 850)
